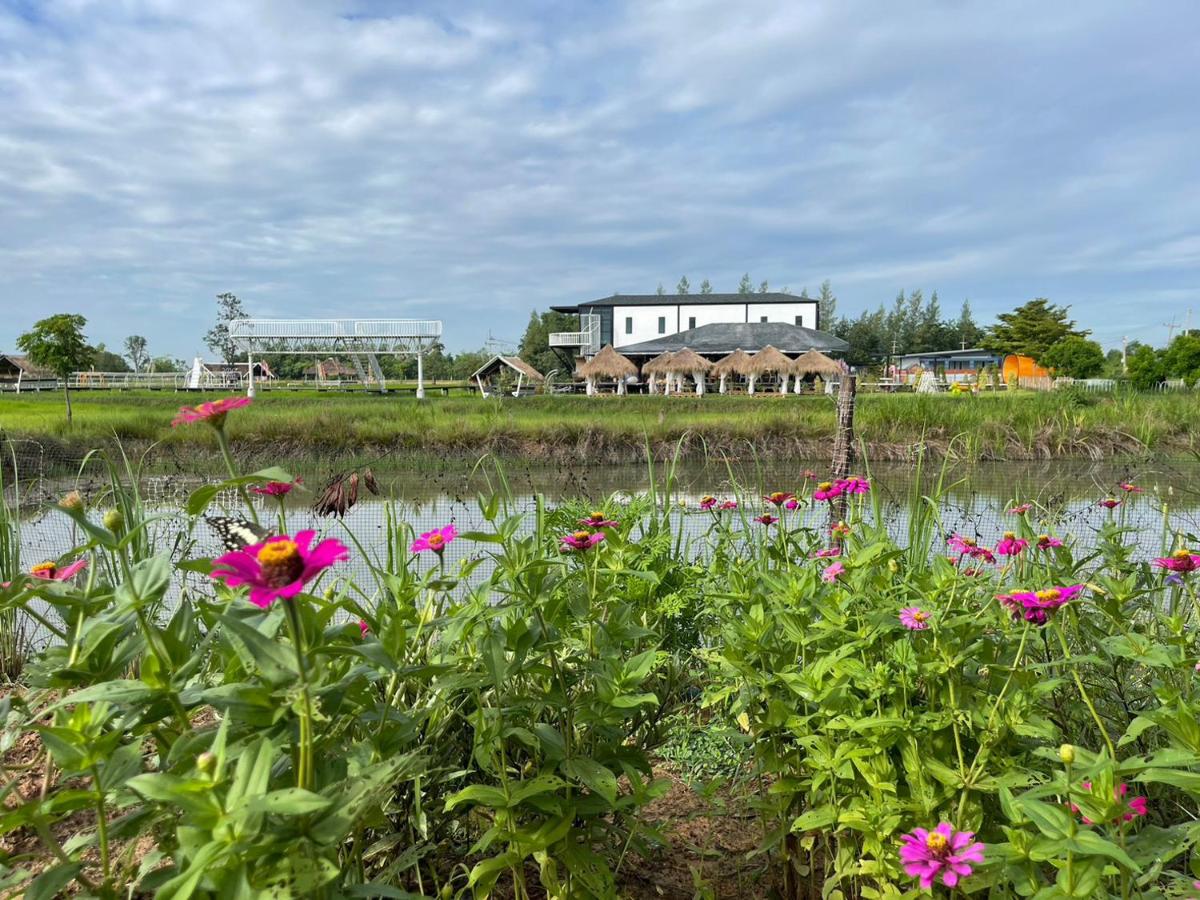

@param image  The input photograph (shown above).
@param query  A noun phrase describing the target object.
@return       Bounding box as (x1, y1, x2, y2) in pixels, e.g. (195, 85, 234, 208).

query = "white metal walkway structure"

(229, 318, 443, 397)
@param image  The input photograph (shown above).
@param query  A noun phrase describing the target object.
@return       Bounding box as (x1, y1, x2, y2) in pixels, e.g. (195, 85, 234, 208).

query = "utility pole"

(1164, 319, 1179, 342)
(1122, 336, 1128, 374)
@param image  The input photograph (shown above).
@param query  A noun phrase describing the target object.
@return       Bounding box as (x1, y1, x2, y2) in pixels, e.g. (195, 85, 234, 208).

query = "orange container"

(1002, 355, 1049, 381)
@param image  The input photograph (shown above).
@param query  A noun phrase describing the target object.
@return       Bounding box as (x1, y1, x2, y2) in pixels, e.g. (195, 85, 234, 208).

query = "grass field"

(1, 388, 1197, 464)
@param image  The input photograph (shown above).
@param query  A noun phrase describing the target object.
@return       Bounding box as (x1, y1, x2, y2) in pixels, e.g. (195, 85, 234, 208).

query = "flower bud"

(1059, 743, 1076, 765)
(197, 751, 216, 774)
(888, 559, 900, 574)
(58, 490, 84, 512)
(323, 587, 335, 601)
(103, 508, 125, 533)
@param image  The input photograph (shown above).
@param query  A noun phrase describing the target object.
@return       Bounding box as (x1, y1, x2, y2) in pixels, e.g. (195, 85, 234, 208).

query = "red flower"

(1098, 498, 1121, 509)
(755, 514, 778, 525)
(561, 530, 605, 552)
(251, 477, 303, 497)
(171, 396, 252, 428)
(579, 511, 619, 528)
(764, 491, 795, 507)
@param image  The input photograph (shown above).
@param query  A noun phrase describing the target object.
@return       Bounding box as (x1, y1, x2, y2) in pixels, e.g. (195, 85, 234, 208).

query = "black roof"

(551, 292, 812, 312)
(617, 322, 849, 357)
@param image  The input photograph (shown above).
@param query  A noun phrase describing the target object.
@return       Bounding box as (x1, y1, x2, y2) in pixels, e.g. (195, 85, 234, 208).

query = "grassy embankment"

(1, 389, 1197, 466)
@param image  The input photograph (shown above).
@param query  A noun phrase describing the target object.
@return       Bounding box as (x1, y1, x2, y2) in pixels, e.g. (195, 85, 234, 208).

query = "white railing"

(229, 318, 442, 344)
(68, 371, 188, 389)
(549, 314, 600, 354)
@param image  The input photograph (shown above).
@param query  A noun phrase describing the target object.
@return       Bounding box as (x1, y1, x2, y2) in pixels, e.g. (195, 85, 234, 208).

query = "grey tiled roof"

(551, 292, 813, 311)
(617, 322, 848, 356)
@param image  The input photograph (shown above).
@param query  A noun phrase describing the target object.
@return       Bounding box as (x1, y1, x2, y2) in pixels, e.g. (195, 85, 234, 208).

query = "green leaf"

(248, 788, 332, 816)
(1016, 798, 1073, 840)
(792, 805, 838, 832)
(26, 863, 82, 900)
(610, 692, 658, 709)
(562, 758, 618, 805)
(114, 555, 172, 610)
(49, 680, 159, 711)
(186, 467, 294, 516)
(219, 614, 297, 684)
(445, 784, 510, 811)
(623, 648, 658, 683)
(1068, 830, 1141, 871)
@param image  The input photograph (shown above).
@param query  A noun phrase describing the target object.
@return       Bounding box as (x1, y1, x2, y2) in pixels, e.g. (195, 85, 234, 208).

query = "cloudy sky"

(2, 1, 1198, 360)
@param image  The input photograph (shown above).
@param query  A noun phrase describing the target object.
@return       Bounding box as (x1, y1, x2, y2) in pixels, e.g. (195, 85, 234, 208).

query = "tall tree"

(699, 278, 713, 294)
(1040, 336, 1106, 378)
(517, 309, 579, 376)
(816, 280, 836, 329)
(758, 280, 770, 293)
(205, 292, 248, 364)
(124, 335, 149, 372)
(676, 276, 690, 295)
(981, 298, 1088, 363)
(90, 343, 130, 372)
(1162, 333, 1200, 386)
(17, 314, 91, 422)
(955, 300, 984, 348)
(737, 273, 753, 295)
(656, 283, 666, 296)
(1126, 345, 1165, 391)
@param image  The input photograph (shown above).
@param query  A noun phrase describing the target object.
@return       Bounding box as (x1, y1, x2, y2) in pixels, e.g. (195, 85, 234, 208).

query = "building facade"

(550, 293, 820, 356)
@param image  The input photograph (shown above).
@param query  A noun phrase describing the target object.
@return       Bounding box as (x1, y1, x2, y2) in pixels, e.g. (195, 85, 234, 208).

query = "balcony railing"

(549, 314, 600, 354)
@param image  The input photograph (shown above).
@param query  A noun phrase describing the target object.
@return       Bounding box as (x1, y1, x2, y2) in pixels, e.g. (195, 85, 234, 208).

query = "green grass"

(1, 388, 1197, 464)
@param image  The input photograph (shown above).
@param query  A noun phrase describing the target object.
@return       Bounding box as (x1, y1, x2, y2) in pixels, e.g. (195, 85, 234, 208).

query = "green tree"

(150, 355, 185, 373)
(1162, 333, 1200, 386)
(1126, 345, 1165, 391)
(816, 280, 836, 330)
(758, 280, 770, 293)
(655, 283, 665, 296)
(981, 298, 1088, 363)
(90, 343, 131, 372)
(676, 276, 690, 295)
(517, 309, 578, 376)
(699, 278, 713, 294)
(1040, 336, 1106, 378)
(123, 335, 149, 372)
(204, 292, 247, 364)
(17, 314, 91, 421)
(954, 300, 984, 348)
(737, 273, 753, 295)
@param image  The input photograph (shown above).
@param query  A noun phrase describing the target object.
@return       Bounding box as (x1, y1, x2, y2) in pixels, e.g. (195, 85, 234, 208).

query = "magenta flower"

(813, 481, 843, 502)
(899, 823, 984, 890)
(1153, 549, 1200, 573)
(836, 476, 870, 495)
(784, 498, 799, 510)
(699, 495, 717, 511)
(814, 548, 841, 558)
(831, 521, 851, 538)
(1036, 534, 1064, 551)
(29, 559, 88, 581)
(755, 514, 778, 526)
(998, 584, 1084, 625)
(1098, 498, 1121, 509)
(171, 396, 252, 428)
(1072, 782, 1148, 825)
(899, 607, 930, 630)
(251, 477, 303, 497)
(822, 561, 845, 583)
(802, 469, 817, 480)
(1008, 503, 1032, 516)
(412, 524, 457, 555)
(948, 534, 996, 564)
(996, 532, 1029, 557)
(719, 500, 738, 510)
(358, 619, 369, 637)
(210, 531, 350, 609)
(561, 530, 605, 552)
(764, 491, 795, 507)
(579, 510, 619, 528)
(1119, 482, 1143, 493)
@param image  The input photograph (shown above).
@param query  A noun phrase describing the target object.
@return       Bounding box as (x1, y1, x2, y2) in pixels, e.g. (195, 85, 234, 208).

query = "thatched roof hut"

(578, 345, 637, 395)
(712, 348, 753, 377)
(746, 345, 793, 375)
(662, 348, 712, 374)
(641, 351, 675, 375)
(791, 349, 842, 379)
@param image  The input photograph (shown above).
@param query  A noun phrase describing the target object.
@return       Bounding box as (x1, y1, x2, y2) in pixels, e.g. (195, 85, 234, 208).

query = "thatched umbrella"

(712, 348, 753, 394)
(641, 351, 675, 394)
(662, 347, 714, 396)
(790, 350, 842, 394)
(745, 345, 794, 395)
(577, 345, 637, 395)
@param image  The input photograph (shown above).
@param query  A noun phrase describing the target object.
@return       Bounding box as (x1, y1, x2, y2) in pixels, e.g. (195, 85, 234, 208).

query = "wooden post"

(829, 374, 857, 530)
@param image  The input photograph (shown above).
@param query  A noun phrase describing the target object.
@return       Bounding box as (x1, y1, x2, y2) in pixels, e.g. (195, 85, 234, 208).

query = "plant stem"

(214, 427, 259, 526)
(283, 600, 315, 789)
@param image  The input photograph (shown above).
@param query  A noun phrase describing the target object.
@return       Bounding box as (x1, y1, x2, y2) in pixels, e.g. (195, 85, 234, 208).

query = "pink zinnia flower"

(1119, 482, 1143, 493)
(210, 531, 350, 609)
(412, 524, 457, 555)
(171, 396, 252, 428)
(29, 559, 88, 581)
(579, 511, 619, 528)
(948, 534, 996, 564)
(764, 491, 795, 507)
(831, 521, 851, 538)
(1072, 782, 1148, 825)
(899, 823, 984, 889)
(814, 547, 841, 558)
(755, 514, 778, 526)
(998, 584, 1084, 625)
(251, 477, 303, 497)
(1036, 534, 1064, 551)
(996, 532, 1029, 557)
(699, 495, 717, 511)
(720, 500, 738, 510)
(784, 498, 799, 510)
(802, 469, 817, 480)
(358, 619, 369, 637)
(1153, 549, 1200, 573)
(561, 530, 605, 552)
(1008, 503, 1032, 516)
(836, 476, 870, 495)
(899, 607, 930, 630)
(822, 561, 845, 582)
(813, 481, 842, 502)
(1098, 498, 1121, 509)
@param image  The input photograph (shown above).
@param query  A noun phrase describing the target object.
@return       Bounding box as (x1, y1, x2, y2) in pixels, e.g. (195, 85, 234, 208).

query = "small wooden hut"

(641, 351, 676, 394)
(745, 345, 793, 394)
(577, 345, 637, 395)
(662, 348, 714, 396)
(711, 348, 753, 394)
(470, 355, 544, 397)
(790, 350, 842, 394)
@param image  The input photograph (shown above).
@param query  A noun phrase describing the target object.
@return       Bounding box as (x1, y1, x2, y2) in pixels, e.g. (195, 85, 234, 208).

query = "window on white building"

(625, 317, 632, 335)
(760, 316, 768, 323)
(657, 316, 666, 334)
(688, 316, 696, 329)
(795, 315, 803, 327)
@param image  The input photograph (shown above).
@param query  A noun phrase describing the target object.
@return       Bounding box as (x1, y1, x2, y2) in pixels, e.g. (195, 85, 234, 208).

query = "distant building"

(187, 358, 274, 389)
(0, 354, 53, 387)
(301, 358, 358, 381)
(550, 293, 821, 357)
(896, 348, 1002, 383)
(617, 321, 847, 361)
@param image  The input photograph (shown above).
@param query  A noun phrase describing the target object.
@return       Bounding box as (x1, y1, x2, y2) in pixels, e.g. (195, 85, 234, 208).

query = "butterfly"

(205, 515, 272, 552)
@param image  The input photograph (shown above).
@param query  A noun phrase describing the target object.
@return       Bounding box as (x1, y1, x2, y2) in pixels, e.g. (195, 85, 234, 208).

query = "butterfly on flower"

(206, 515, 272, 552)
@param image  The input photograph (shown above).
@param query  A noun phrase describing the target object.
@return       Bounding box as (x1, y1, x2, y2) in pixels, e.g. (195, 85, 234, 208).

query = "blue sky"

(1, 1, 1198, 360)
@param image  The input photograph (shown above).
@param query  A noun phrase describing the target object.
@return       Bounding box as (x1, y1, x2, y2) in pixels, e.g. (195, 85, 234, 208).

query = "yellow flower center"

(1003, 532, 1016, 540)
(817, 482, 832, 492)
(1035, 589, 1062, 602)
(256, 540, 303, 588)
(428, 534, 444, 548)
(913, 611, 928, 622)
(962, 537, 977, 547)
(702, 496, 714, 503)
(1174, 549, 1192, 559)
(589, 511, 604, 521)
(30, 561, 57, 577)
(572, 531, 591, 542)
(1038, 534, 1050, 543)
(926, 832, 948, 852)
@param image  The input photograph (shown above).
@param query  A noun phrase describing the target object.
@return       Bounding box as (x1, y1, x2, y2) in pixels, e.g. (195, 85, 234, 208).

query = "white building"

(549, 292, 821, 357)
